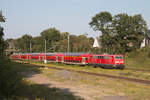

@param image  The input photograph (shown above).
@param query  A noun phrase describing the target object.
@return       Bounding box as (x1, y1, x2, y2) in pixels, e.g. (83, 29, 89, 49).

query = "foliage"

(125, 46, 150, 70)
(0, 11, 5, 22)
(16, 34, 33, 52)
(89, 11, 112, 32)
(127, 51, 137, 58)
(89, 11, 148, 54)
(0, 60, 83, 100)
(0, 27, 5, 53)
(147, 51, 150, 58)
(0, 57, 23, 99)
(0, 11, 21, 99)
(0, 11, 5, 54)
(6, 28, 94, 53)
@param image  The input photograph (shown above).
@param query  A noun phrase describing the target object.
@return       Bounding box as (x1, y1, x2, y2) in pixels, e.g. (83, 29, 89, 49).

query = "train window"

(101, 56, 104, 59)
(86, 57, 88, 61)
(93, 56, 97, 59)
(115, 56, 123, 59)
(98, 56, 101, 59)
(95, 56, 105, 59)
(103, 56, 110, 59)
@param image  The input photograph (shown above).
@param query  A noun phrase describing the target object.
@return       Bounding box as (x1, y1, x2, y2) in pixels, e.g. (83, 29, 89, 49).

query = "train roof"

(64, 53, 91, 56)
(92, 54, 123, 56)
(12, 53, 123, 56)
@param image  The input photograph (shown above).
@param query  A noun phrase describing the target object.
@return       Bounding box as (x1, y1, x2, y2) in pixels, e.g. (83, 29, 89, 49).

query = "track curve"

(13, 60, 150, 85)
(30, 64, 150, 85)
(125, 68, 150, 72)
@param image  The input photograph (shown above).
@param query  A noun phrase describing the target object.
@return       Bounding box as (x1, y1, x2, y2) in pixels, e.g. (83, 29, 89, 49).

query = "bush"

(127, 51, 137, 58)
(0, 55, 22, 99)
(147, 52, 150, 58)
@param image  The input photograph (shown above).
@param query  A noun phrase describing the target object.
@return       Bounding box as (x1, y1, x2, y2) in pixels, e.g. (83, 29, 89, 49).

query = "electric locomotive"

(11, 53, 125, 69)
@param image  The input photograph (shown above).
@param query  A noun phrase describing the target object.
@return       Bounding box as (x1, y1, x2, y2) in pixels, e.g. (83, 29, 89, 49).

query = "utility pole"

(44, 39, 47, 64)
(30, 43, 32, 53)
(68, 34, 70, 52)
(45, 39, 46, 55)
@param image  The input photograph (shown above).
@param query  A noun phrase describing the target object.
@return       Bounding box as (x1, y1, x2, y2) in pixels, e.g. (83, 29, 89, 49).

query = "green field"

(125, 57, 150, 70)
(9, 53, 150, 100)
(21, 60, 150, 81)
(12, 61, 150, 100)
(1, 61, 83, 100)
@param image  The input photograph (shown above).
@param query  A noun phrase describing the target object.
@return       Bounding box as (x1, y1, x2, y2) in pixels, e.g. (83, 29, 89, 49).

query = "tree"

(89, 11, 112, 33)
(0, 11, 22, 99)
(89, 11, 147, 54)
(0, 27, 5, 53)
(58, 32, 69, 52)
(6, 28, 94, 53)
(32, 36, 43, 52)
(16, 34, 33, 52)
(40, 28, 61, 52)
(0, 11, 5, 22)
(0, 11, 5, 54)
(77, 35, 91, 52)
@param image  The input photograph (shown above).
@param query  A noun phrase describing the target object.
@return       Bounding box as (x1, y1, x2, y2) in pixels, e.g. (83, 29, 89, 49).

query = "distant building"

(93, 37, 101, 48)
(140, 30, 150, 48)
(140, 38, 146, 48)
(145, 30, 150, 46)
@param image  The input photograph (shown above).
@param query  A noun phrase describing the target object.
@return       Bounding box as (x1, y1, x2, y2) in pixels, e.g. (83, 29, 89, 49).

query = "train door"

(82, 57, 86, 64)
(87, 56, 91, 64)
(39, 56, 41, 61)
(61, 56, 64, 63)
(58, 56, 61, 62)
(92, 56, 97, 64)
(42, 56, 45, 61)
(27, 55, 29, 60)
(56, 56, 58, 62)
(29, 55, 31, 60)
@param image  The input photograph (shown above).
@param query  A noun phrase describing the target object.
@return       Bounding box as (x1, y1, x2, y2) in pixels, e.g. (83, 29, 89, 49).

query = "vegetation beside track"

(18, 60, 150, 81)
(0, 60, 83, 100)
(33, 64, 150, 100)
(7, 60, 150, 100)
(125, 47, 150, 70)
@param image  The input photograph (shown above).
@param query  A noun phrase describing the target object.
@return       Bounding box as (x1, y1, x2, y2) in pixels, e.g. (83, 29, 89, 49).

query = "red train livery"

(11, 53, 125, 69)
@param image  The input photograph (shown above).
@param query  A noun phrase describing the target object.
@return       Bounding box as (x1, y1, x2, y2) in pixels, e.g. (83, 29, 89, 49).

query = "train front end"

(113, 55, 125, 69)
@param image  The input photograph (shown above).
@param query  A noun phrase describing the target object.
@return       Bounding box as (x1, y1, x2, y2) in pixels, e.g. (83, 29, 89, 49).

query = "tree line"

(6, 28, 96, 53)
(6, 11, 148, 55)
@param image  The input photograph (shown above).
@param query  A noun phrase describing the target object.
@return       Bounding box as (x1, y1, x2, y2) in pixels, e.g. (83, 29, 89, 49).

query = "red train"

(11, 53, 125, 69)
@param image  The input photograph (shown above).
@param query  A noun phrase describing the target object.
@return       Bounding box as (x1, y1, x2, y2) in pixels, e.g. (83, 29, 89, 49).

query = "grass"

(41, 67, 150, 100)
(21, 60, 150, 81)
(125, 57, 150, 70)
(10, 60, 150, 100)
(125, 48, 150, 70)
(3, 61, 83, 100)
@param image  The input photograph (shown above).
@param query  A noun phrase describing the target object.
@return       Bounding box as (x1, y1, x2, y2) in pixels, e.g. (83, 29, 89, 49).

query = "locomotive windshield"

(115, 56, 123, 59)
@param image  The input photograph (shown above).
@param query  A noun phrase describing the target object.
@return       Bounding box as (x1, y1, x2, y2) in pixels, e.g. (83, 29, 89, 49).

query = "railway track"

(125, 68, 150, 72)
(13, 60, 150, 85)
(26, 63, 150, 85)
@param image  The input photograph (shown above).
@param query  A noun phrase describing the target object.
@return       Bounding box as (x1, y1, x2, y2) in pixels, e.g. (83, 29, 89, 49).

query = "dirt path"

(27, 73, 130, 100)
(27, 74, 99, 100)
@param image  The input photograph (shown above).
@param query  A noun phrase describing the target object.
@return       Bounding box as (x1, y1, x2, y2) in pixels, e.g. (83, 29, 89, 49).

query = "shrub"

(127, 51, 137, 58)
(147, 52, 150, 58)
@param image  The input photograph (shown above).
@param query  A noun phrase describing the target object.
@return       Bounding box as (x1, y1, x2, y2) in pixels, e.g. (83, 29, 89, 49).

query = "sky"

(0, 0, 150, 39)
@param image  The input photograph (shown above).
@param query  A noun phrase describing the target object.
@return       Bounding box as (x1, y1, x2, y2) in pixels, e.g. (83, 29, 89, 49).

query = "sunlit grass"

(21, 60, 150, 81)
(125, 57, 150, 70)
(41, 67, 150, 100)
(7, 62, 83, 100)
(12, 60, 150, 100)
